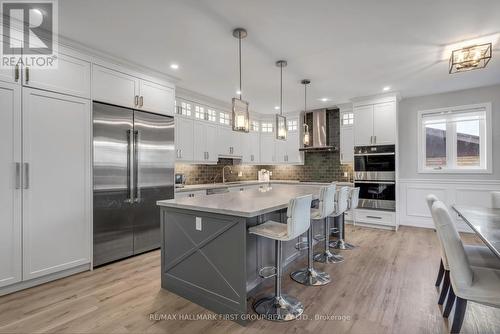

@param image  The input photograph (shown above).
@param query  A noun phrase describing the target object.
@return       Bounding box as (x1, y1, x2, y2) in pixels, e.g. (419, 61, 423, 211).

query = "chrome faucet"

(222, 166, 232, 183)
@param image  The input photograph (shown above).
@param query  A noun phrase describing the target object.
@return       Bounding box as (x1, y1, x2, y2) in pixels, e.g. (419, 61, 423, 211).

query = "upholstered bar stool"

(314, 187, 349, 264)
(249, 194, 313, 321)
(431, 201, 500, 333)
(330, 187, 359, 250)
(426, 194, 500, 310)
(290, 185, 335, 286)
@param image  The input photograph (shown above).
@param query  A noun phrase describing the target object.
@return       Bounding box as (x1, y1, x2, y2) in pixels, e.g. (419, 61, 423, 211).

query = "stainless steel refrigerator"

(93, 102, 174, 267)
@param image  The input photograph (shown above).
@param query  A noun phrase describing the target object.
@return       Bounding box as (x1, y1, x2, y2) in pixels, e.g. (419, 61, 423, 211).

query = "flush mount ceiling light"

(449, 43, 492, 74)
(301, 79, 311, 146)
(383, 86, 391, 91)
(274, 106, 280, 110)
(319, 98, 330, 102)
(170, 63, 179, 70)
(275, 60, 287, 141)
(232, 28, 250, 133)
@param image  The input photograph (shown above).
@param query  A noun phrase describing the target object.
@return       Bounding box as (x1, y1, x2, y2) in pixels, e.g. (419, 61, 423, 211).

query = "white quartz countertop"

(174, 179, 353, 193)
(158, 183, 352, 217)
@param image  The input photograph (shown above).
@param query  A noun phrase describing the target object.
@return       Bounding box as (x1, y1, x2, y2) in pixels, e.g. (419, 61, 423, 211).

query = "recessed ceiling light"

(170, 63, 179, 70)
(274, 106, 280, 110)
(236, 90, 242, 95)
(383, 86, 391, 91)
(319, 98, 330, 102)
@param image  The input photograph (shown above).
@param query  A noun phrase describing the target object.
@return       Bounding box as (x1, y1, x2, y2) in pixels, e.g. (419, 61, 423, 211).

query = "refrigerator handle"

(133, 130, 140, 203)
(125, 129, 133, 203)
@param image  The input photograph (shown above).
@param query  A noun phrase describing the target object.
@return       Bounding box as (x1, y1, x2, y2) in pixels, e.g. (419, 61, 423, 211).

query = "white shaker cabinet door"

(0, 82, 22, 288)
(353, 105, 374, 146)
(92, 65, 139, 109)
(373, 102, 396, 145)
(285, 131, 303, 164)
(260, 134, 276, 164)
(138, 79, 174, 116)
(217, 126, 233, 156)
(0, 66, 19, 84)
(205, 123, 218, 163)
(192, 121, 206, 162)
(22, 89, 91, 280)
(175, 116, 194, 161)
(340, 126, 354, 164)
(23, 53, 91, 99)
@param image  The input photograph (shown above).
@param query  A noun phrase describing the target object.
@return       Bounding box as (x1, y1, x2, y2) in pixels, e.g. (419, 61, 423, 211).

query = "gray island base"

(157, 184, 336, 324)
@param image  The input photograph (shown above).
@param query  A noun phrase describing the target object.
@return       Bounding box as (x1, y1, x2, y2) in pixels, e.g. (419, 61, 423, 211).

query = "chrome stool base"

(329, 239, 356, 250)
(253, 295, 304, 321)
(314, 250, 344, 263)
(290, 268, 331, 286)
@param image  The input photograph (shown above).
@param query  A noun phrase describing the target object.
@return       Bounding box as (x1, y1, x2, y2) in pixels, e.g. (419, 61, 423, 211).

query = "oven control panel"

(354, 145, 395, 155)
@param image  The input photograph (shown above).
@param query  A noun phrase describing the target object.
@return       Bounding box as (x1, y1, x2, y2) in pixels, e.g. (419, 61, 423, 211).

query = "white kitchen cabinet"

(373, 102, 396, 145)
(138, 79, 174, 116)
(340, 126, 354, 164)
(0, 82, 22, 288)
(217, 126, 243, 157)
(231, 131, 244, 157)
(242, 131, 260, 164)
(275, 139, 286, 164)
(353, 105, 374, 146)
(22, 88, 91, 280)
(23, 53, 91, 99)
(92, 65, 139, 109)
(0, 66, 20, 85)
(354, 101, 396, 146)
(175, 116, 194, 161)
(193, 121, 217, 163)
(284, 131, 303, 164)
(260, 134, 276, 164)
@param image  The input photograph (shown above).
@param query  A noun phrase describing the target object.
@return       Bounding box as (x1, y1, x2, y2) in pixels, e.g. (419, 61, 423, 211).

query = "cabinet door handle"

(25, 67, 29, 84)
(374, 135, 377, 144)
(139, 96, 144, 107)
(15, 162, 21, 189)
(179, 149, 182, 158)
(23, 162, 29, 189)
(366, 215, 382, 220)
(134, 95, 139, 106)
(14, 65, 19, 82)
(207, 152, 209, 160)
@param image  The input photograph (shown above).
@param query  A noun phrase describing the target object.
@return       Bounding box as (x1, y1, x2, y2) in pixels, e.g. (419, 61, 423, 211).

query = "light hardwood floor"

(1, 226, 499, 334)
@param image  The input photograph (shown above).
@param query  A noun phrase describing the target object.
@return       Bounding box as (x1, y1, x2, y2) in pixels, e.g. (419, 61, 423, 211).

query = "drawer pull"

(366, 215, 382, 219)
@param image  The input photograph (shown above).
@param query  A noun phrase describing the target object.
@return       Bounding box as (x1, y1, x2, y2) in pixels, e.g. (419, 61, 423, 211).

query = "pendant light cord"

(279, 64, 283, 116)
(238, 32, 242, 100)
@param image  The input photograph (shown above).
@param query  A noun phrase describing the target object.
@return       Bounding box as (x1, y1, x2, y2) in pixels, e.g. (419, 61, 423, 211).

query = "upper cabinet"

(340, 110, 354, 164)
(92, 65, 174, 116)
(175, 116, 194, 162)
(92, 65, 139, 108)
(353, 97, 397, 146)
(23, 52, 91, 99)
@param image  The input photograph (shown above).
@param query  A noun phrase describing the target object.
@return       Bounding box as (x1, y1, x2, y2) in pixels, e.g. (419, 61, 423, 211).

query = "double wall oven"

(354, 145, 396, 211)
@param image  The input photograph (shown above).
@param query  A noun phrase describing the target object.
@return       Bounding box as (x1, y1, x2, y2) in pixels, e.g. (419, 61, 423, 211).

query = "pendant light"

(301, 79, 311, 146)
(232, 28, 249, 133)
(275, 60, 287, 141)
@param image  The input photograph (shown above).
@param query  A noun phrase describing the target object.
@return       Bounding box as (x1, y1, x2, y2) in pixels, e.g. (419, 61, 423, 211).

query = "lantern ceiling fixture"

(231, 28, 250, 133)
(449, 43, 492, 74)
(275, 60, 287, 141)
(301, 79, 311, 146)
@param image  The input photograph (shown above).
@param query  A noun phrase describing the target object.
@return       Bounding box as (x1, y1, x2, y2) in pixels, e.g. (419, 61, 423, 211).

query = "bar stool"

(249, 194, 313, 321)
(330, 187, 359, 250)
(314, 187, 350, 264)
(290, 185, 335, 286)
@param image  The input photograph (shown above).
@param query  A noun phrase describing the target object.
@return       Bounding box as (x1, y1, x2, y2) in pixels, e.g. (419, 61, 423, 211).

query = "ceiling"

(59, 0, 500, 113)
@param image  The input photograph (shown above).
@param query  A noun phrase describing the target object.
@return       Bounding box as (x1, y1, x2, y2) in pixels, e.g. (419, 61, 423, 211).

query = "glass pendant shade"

(276, 114, 287, 140)
(303, 124, 310, 146)
(232, 98, 249, 132)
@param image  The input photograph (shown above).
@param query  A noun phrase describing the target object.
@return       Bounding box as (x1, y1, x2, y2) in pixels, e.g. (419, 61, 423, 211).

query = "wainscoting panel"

(398, 179, 500, 232)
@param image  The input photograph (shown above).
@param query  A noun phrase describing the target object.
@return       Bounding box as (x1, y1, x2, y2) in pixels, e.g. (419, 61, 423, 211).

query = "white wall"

(397, 84, 500, 230)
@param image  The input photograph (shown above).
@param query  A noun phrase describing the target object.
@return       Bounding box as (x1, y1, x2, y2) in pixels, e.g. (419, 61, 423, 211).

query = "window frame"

(417, 102, 492, 174)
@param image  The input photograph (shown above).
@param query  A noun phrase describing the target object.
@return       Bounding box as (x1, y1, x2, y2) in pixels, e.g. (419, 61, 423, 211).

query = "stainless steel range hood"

(299, 109, 338, 152)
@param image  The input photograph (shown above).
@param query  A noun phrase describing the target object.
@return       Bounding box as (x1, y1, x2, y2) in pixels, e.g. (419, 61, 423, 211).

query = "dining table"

(452, 205, 500, 259)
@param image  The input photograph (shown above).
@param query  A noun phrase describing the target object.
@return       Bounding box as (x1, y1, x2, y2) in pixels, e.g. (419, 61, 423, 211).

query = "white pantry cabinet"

(0, 81, 22, 288)
(22, 88, 91, 280)
(353, 101, 396, 146)
(175, 116, 194, 161)
(23, 53, 91, 99)
(193, 120, 218, 163)
(92, 65, 139, 109)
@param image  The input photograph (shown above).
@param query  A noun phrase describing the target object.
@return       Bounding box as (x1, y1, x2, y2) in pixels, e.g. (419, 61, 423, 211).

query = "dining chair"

(491, 192, 500, 209)
(431, 201, 500, 333)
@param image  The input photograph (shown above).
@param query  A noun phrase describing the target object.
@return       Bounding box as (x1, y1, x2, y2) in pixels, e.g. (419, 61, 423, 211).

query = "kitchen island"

(157, 183, 332, 324)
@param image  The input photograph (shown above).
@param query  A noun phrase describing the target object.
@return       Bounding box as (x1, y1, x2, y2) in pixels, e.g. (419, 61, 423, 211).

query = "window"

(219, 112, 230, 125)
(207, 109, 216, 122)
(342, 112, 354, 126)
(261, 122, 273, 133)
(195, 105, 205, 119)
(251, 120, 259, 132)
(287, 119, 298, 131)
(418, 103, 491, 173)
(176, 101, 192, 116)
